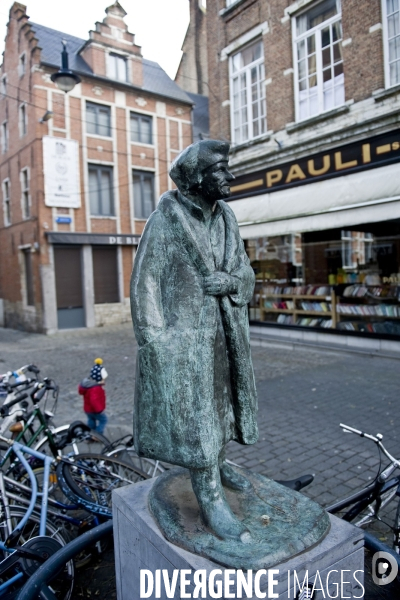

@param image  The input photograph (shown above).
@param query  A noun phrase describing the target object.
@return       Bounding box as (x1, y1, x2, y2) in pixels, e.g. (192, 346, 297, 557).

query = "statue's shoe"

(200, 498, 252, 544)
(220, 461, 252, 491)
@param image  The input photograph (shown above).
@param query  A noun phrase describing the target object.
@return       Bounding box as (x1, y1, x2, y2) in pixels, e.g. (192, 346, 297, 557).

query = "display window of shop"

(229, 39, 266, 145)
(293, 0, 344, 121)
(247, 221, 400, 337)
(92, 246, 119, 304)
(383, 0, 400, 87)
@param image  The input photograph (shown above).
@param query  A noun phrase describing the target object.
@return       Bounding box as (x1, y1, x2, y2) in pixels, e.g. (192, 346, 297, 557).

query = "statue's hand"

(204, 272, 238, 296)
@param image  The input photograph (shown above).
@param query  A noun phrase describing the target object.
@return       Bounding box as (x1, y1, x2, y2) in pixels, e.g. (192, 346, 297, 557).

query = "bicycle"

(0, 434, 149, 597)
(327, 423, 400, 553)
(0, 437, 74, 599)
(0, 378, 109, 466)
(103, 434, 166, 477)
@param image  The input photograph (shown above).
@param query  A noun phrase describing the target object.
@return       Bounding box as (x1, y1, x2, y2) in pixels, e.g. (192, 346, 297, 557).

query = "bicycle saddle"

(67, 420, 91, 442)
(275, 474, 314, 491)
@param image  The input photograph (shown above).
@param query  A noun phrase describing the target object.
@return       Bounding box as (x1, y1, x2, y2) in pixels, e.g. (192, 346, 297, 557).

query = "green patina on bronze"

(131, 140, 329, 552)
(149, 466, 331, 570)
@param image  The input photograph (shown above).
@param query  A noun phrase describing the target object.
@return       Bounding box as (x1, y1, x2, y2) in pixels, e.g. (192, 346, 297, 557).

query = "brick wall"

(207, 0, 387, 143)
(0, 2, 193, 332)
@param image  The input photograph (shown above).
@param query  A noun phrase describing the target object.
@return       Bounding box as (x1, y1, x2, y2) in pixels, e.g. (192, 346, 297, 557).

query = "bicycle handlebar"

(340, 423, 400, 468)
(0, 393, 29, 417)
(8, 378, 34, 390)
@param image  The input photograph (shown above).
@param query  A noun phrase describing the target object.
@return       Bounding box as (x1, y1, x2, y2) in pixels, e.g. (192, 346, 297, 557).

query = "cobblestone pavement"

(1, 324, 399, 597)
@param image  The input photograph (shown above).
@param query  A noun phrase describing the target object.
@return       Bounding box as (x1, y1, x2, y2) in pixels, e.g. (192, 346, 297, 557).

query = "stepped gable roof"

(30, 21, 192, 104)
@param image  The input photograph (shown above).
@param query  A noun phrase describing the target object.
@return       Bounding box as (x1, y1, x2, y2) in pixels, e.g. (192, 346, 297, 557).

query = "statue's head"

(169, 140, 234, 202)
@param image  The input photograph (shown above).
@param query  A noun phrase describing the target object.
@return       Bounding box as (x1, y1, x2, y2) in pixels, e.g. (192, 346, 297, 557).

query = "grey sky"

(0, 0, 189, 79)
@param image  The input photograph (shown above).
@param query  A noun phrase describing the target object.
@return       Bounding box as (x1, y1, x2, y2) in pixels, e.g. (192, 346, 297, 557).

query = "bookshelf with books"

(259, 285, 337, 329)
(335, 285, 400, 335)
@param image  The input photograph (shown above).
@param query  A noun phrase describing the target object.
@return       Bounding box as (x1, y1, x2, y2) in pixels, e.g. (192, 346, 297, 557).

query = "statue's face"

(200, 161, 235, 203)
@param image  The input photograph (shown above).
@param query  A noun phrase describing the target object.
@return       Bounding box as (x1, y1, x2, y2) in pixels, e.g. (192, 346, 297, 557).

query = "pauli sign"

(229, 129, 400, 200)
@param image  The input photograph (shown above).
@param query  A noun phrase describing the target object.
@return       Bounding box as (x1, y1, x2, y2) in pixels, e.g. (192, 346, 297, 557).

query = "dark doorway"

(54, 246, 85, 329)
(92, 246, 119, 304)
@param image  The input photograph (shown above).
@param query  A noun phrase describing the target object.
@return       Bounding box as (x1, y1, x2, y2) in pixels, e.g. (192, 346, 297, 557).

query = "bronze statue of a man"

(131, 140, 258, 543)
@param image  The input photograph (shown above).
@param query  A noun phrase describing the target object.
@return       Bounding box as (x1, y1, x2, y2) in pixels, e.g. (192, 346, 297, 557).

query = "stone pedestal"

(113, 479, 364, 599)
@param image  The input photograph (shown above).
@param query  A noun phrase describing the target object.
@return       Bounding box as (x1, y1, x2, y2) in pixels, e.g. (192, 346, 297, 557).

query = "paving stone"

(1, 324, 399, 555)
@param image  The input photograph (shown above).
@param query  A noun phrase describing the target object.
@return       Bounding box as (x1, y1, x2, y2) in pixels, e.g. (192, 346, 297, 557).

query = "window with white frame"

(19, 104, 27, 137)
(21, 169, 30, 219)
(108, 53, 127, 82)
(293, 0, 344, 121)
(230, 39, 266, 145)
(3, 179, 11, 226)
(341, 230, 355, 268)
(384, 0, 400, 86)
(86, 102, 111, 137)
(88, 164, 115, 216)
(132, 170, 155, 219)
(19, 53, 26, 77)
(1, 122, 8, 153)
(130, 112, 152, 144)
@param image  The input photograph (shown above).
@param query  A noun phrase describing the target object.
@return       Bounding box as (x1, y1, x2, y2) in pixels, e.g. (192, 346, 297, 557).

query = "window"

(230, 40, 266, 145)
(384, 0, 400, 86)
(88, 165, 114, 216)
(132, 171, 155, 219)
(86, 102, 111, 136)
(1, 122, 7, 153)
(19, 104, 27, 137)
(92, 246, 119, 303)
(226, 0, 238, 6)
(341, 230, 355, 268)
(130, 112, 152, 144)
(3, 180, 10, 226)
(363, 232, 374, 263)
(23, 249, 34, 306)
(108, 53, 127, 82)
(21, 169, 30, 219)
(19, 53, 26, 77)
(1, 76, 6, 98)
(293, 0, 344, 121)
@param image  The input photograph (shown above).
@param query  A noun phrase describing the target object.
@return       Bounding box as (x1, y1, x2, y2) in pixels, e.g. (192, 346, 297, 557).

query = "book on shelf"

(262, 285, 332, 296)
(337, 304, 400, 317)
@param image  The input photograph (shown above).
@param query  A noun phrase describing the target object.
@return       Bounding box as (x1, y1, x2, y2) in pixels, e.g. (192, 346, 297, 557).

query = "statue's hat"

(169, 140, 230, 192)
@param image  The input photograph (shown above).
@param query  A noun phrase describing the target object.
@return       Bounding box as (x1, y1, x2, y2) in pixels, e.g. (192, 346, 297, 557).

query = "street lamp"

(51, 40, 81, 93)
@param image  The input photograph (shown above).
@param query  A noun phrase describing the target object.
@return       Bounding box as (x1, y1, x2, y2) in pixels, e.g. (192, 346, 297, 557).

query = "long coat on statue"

(130, 190, 258, 469)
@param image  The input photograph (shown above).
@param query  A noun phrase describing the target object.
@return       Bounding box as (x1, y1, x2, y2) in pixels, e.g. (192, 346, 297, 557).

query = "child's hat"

(90, 358, 104, 382)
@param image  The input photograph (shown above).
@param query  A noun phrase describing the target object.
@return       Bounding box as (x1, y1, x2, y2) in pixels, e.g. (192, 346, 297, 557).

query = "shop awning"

(231, 163, 400, 238)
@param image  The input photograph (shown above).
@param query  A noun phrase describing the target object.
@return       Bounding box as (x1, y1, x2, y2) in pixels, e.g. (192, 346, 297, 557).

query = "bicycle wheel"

(0, 507, 74, 600)
(106, 446, 165, 477)
(56, 454, 149, 517)
(35, 425, 110, 457)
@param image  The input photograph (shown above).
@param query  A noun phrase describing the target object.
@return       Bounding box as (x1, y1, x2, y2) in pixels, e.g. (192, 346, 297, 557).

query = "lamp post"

(51, 40, 81, 93)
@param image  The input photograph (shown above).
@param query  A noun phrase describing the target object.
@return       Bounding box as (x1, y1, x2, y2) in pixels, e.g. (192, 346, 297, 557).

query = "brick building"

(0, 2, 193, 332)
(205, 0, 400, 340)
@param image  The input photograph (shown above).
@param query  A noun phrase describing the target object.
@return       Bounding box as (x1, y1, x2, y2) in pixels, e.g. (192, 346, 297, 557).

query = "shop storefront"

(229, 129, 400, 339)
(44, 232, 140, 331)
